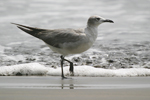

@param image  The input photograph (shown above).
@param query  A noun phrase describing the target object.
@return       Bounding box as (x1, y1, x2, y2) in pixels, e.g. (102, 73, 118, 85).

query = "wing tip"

(17, 26, 32, 33)
(11, 22, 20, 26)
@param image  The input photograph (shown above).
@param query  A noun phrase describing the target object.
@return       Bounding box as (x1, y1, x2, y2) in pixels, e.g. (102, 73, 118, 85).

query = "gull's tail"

(11, 23, 47, 38)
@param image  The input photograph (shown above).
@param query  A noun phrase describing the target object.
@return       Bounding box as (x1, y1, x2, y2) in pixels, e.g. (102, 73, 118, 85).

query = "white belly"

(46, 41, 94, 56)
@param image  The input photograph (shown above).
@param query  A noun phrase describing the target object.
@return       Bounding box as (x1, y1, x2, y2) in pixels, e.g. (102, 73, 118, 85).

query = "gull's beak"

(103, 19, 114, 23)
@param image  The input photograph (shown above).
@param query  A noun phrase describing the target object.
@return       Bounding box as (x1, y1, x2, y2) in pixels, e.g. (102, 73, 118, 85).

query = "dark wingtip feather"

(17, 26, 32, 34)
(12, 23, 48, 39)
(11, 23, 18, 25)
(11, 23, 36, 30)
(11, 23, 47, 31)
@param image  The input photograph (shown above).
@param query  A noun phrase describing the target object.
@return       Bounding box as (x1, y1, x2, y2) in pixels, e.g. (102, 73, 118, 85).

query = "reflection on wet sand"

(0, 77, 150, 89)
(61, 84, 74, 89)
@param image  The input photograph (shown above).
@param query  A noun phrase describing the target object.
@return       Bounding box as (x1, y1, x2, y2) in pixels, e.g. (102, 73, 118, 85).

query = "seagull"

(12, 15, 114, 79)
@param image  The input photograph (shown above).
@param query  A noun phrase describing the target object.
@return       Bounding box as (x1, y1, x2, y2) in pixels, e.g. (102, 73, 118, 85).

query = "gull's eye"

(96, 18, 100, 21)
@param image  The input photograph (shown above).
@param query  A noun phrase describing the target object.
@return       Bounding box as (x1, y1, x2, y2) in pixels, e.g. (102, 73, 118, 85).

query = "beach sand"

(1, 88, 150, 100)
(0, 76, 150, 100)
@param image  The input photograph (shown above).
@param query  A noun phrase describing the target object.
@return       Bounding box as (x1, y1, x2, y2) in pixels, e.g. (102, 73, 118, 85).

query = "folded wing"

(12, 23, 84, 48)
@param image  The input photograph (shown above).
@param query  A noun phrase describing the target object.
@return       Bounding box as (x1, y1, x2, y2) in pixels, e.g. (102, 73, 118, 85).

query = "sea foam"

(0, 63, 150, 77)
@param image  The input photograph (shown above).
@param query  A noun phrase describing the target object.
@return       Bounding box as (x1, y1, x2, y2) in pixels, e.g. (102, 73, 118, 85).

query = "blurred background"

(0, 0, 150, 69)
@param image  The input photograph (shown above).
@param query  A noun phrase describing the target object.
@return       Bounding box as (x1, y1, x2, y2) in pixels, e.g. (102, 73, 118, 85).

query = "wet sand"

(0, 77, 150, 100)
(0, 88, 150, 100)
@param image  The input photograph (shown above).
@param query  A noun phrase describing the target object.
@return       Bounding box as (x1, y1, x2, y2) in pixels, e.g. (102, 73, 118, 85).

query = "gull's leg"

(63, 58, 74, 76)
(60, 55, 67, 79)
(69, 62, 74, 76)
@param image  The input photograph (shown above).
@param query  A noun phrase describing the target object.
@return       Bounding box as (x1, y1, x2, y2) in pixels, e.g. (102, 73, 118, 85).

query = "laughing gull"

(12, 15, 114, 78)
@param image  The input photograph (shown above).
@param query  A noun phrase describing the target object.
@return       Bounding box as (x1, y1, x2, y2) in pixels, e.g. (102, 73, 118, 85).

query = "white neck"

(85, 25, 98, 42)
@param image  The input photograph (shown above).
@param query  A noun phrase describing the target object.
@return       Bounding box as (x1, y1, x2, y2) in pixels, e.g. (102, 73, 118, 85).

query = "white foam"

(2, 55, 25, 62)
(0, 45, 5, 53)
(0, 63, 47, 76)
(6, 42, 22, 46)
(0, 63, 150, 77)
(0, 45, 11, 53)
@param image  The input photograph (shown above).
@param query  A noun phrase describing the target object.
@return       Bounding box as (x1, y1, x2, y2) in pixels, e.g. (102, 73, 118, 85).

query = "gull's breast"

(67, 41, 93, 54)
(46, 39, 94, 56)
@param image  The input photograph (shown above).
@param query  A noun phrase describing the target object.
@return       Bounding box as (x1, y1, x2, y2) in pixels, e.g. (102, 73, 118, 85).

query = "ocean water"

(0, 0, 150, 76)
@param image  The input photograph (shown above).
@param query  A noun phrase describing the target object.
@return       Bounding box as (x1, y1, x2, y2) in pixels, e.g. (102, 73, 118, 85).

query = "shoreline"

(0, 76, 150, 100)
(0, 76, 150, 89)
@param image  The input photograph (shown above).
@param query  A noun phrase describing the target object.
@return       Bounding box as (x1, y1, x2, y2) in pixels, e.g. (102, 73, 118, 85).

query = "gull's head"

(87, 15, 114, 27)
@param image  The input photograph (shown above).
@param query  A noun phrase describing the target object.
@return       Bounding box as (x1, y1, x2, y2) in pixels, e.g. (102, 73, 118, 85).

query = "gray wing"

(12, 23, 85, 48)
(40, 28, 85, 48)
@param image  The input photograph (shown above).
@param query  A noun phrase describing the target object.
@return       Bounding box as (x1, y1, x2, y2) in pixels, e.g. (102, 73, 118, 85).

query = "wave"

(0, 63, 150, 77)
